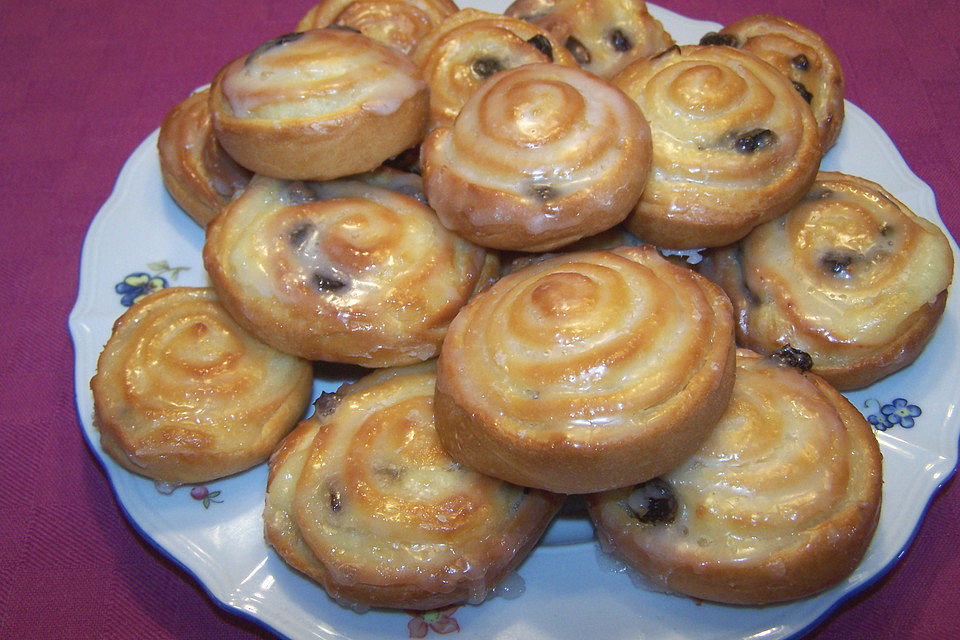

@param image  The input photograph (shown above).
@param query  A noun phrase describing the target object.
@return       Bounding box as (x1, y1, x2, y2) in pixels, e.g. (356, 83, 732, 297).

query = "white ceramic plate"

(70, 3, 960, 639)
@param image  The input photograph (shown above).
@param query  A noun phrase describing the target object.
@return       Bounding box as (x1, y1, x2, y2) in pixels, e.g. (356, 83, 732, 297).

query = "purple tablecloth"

(2, 1, 958, 638)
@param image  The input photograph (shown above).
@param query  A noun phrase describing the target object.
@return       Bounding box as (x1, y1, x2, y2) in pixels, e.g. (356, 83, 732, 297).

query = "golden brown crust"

(612, 44, 822, 249)
(699, 171, 954, 390)
(209, 28, 428, 180)
(412, 9, 577, 131)
(434, 245, 736, 494)
(265, 363, 563, 610)
(716, 13, 845, 150)
(297, 0, 459, 55)
(586, 349, 883, 605)
(421, 63, 652, 252)
(157, 88, 250, 227)
(91, 287, 313, 483)
(504, 0, 674, 79)
(203, 175, 498, 366)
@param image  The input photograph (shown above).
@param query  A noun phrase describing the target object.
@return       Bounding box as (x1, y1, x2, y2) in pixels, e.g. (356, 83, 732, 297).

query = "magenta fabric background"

(1, 1, 957, 638)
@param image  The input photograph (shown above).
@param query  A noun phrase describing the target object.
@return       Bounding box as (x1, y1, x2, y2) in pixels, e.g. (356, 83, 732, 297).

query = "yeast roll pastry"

(699, 172, 954, 390)
(434, 245, 735, 494)
(421, 63, 652, 252)
(203, 175, 497, 366)
(296, 0, 458, 55)
(504, 0, 674, 79)
(702, 13, 845, 151)
(412, 9, 577, 131)
(157, 87, 251, 227)
(209, 27, 428, 180)
(264, 362, 563, 610)
(587, 349, 883, 605)
(613, 44, 822, 249)
(91, 287, 312, 483)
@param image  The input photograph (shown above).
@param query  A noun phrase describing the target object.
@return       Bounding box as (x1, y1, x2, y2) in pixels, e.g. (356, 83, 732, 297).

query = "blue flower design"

(114, 261, 190, 306)
(115, 272, 167, 306)
(865, 397, 921, 431)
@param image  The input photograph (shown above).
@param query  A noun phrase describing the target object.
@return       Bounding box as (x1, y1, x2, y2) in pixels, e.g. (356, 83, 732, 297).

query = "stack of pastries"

(93, 0, 955, 613)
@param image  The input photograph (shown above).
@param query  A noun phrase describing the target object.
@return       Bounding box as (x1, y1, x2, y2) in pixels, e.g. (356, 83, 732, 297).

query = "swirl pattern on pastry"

(703, 13, 845, 151)
(296, 0, 459, 55)
(421, 63, 652, 252)
(434, 245, 736, 494)
(586, 349, 883, 604)
(203, 175, 498, 366)
(157, 87, 251, 227)
(210, 27, 428, 180)
(699, 172, 954, 389)
(91, 287, 313, 483)
(613, 44, 822, 249)
(504, 0, 674, 79)
(412, 9, 577, 130)
(265, 363, 563, 610)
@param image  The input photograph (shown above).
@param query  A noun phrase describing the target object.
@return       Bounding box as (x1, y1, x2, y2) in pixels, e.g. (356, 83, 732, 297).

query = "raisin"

(699, 32, 739, 47)
(624, 478, 677, 524)
(565, 36, 591, 65)
(246, 32, 305, 65)
(329, 490, 342, 512)
(472, 57, 503, 80)
(733, 128, 777, 153)
(527, 34, 554, 61)
(792, 80, 814, 103)
(609, 28, 632, 52)
(288, 223, 315, 252)
(791, 54, 810, 70)
(532, 184, 556, 201)
(313, 391, 341, 417)
(314, 272, 346, 291)
(771, 345, 813, 372)
(283, 181, 318, 205)
(821, 251, 854, 275)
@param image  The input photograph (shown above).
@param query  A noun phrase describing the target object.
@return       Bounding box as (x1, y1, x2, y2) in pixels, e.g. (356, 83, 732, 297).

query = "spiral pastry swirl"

(613, 44, 822, 249)
(264, 363, 563, 610)
(157, 88, 251, 227)
(91, 287, 313, 483)
(700, 172, 954, 389)
(434, 245, 736, 493)
(586, 349, 883, 604)
(412, 9, 577, 130)
(708, 13, 845, 150)
(505, 0, 674, 79)
(296, 0, 458, 55)
(421, 63, 652, 252)
(203, 175, 498, 366)
(210, 27, 428, 180)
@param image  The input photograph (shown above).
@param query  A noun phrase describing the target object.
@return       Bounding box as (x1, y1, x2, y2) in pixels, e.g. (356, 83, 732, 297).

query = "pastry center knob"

(530, 272, 598, 319)
(671, 64, 743, 114)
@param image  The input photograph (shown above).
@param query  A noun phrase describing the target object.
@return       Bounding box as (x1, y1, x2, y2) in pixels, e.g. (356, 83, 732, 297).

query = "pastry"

(203, 174, 498, 366)
(612, 44, 822, 249)
(504, 0, 674, 78)
(699, 171, 954, 390)
(587, 349, 883, 605)
(434, 245, 736, 494)
(157, 87, 251, 227)
(412, 8, 577, 130)
(91, 287, 313, 483)
(296, 0, 459, 55)
(701, 13, 845, 150)
(264, 362, 564, 610)
(209, 27, 429, 180)
(421, 63, 652, 252)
